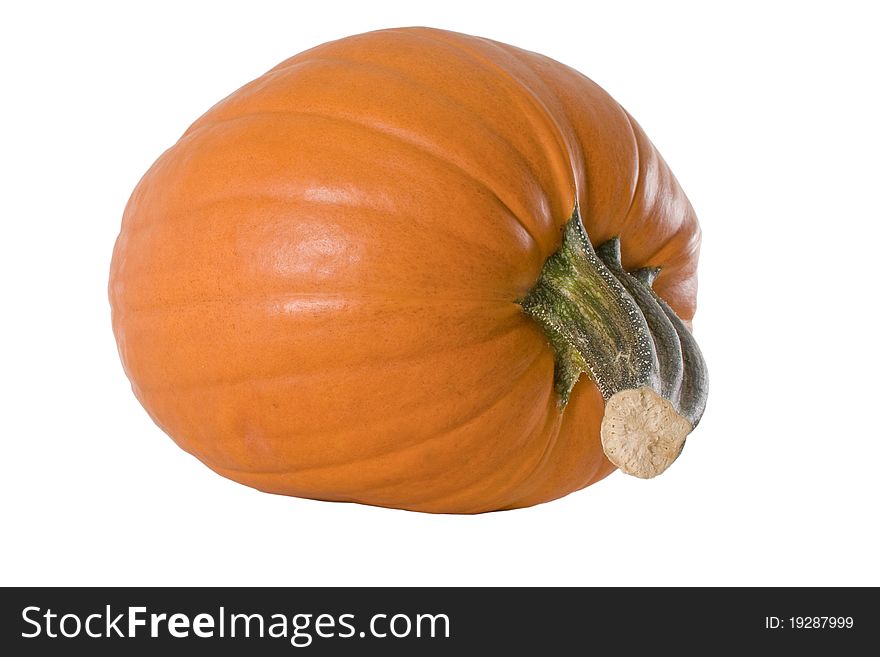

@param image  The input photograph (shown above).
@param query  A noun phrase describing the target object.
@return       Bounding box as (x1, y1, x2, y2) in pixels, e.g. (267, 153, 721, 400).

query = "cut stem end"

(600, 387, 692, 479)
(520, 207, 707, 481)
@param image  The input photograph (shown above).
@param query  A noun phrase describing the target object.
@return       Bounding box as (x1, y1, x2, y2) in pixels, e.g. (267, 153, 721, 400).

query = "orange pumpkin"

(110, 27, 706, 513)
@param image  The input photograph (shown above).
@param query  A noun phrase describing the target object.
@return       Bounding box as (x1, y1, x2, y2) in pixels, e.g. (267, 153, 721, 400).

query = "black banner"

(0, 587, 872, 654)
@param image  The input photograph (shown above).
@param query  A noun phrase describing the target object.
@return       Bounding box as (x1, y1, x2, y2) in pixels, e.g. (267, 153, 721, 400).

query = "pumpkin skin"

(110, 27, 701, 513)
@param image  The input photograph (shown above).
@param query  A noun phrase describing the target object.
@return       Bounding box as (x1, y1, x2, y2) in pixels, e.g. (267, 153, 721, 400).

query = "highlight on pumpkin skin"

(519, 208, 708, 478)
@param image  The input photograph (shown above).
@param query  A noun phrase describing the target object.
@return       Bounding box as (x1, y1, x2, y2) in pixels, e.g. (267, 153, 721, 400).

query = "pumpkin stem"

(518, 206, 708, 478)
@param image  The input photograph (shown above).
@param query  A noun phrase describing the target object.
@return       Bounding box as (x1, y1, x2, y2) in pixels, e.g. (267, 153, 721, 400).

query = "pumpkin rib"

(112, 291, 522, 315)
(302, 53, 565, 244)
(306, 28, 573, 202)
(616, 110, 699, 271)
(638, 219, 701, 321)
(505, 58, 641, 254)
(363, 358, 558, 496)
(652, 231, 701, 292)
(309, 53, 549, 153)
(193, 52, 545, 185)
(455, 397, 567, 513)
(500, 423, 611, 511)
(237, 52, 556, 209)
(510, 58, 685, 271)
(199, 339, 549, 478)
(209, 403, 559, 514)
(129, 305, 528, 393)
(379, 402, 558, 514)
(176, 108, 547, 255)
(440, 34, 699, 309)
(616, 107, 644, 234)
(339, 367, 598, 513)
(262, 372, 556, 512)
(496, 45, 589, 196)
(122, 187, 533, 278)
(492, 394, 571, 505)
(644, 218, 701, 267)
(180, 59, 324, 138)
(412, 29, 577, 211)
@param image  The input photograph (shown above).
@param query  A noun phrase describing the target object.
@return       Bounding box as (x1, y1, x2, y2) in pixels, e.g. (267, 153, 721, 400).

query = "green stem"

(518, 206, 708, 477)
(519, 206, 658, 406)
(595, 239, 684, 410)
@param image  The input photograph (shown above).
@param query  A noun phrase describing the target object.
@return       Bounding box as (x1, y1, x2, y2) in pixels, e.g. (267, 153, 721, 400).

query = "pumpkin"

(109, 27, 707, 513)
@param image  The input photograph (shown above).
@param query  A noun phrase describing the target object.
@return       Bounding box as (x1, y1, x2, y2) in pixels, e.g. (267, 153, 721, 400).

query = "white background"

(2, 0, 878, 586)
